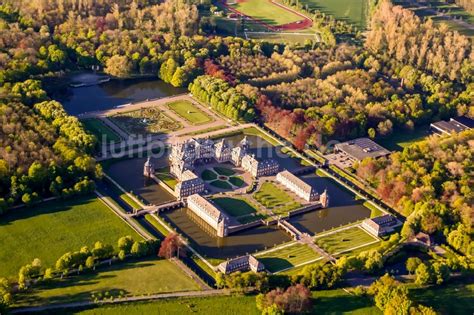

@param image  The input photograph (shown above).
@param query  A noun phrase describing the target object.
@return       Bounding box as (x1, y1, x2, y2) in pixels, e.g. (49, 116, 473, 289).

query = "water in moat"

(161, 207, 291, 261)
(105, 157, 175, 206)
(58, 72, 186, 115)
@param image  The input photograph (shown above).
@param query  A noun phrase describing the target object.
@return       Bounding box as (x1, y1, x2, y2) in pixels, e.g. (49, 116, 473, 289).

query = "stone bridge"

(133, 200, 183, 216)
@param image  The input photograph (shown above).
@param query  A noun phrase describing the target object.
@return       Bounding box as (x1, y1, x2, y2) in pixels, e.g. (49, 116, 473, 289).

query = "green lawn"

(156, 167, 178, 189)
(315, 226, 379, 255)
(201, 169, 218, 181)
(300, 0, 369, 29)
(167, 100, 212, 125)
(14, 259, 200, 307)
(210, 180, 233, 189)
(213, 166, 235, 176)
(212, 197, 257, 217)
(0, 196, 141, 279)
(82, 118, 121, 144)
(254, 182, 301, 214)
(256, 243, 321, 273)
(231, 0, 303, 26)
(77, 295, 259, 315)
(408, 280, 474, 315)
(377, 125, 430, 151)
(229, 176, 244, 187)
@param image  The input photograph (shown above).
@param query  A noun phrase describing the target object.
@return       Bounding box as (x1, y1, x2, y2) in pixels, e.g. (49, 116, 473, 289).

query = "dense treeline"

(189, 75, 256, 121)
(356, 130, 473, 256)
(0, 81, 100, 213)
(367, 0, 473, 83)
(455, 0, 474, 13)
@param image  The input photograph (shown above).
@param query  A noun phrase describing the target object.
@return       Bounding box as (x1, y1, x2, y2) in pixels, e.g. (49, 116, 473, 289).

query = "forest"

(356, 130, 473, 255)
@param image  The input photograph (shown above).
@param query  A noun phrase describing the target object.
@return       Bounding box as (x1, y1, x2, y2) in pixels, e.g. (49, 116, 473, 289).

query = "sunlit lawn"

(167, 100, 212, 125)
(256, 243, 321, 273)
(315, 226, 379, 255)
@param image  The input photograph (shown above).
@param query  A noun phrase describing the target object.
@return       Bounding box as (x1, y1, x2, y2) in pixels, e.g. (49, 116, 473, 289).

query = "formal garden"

(201, 166, 245, 190)
(167, 100, 213, 125)
(255, 243, 321, 273)
(314, 226, 379, 256)
(253, 182, 302, 215)
(109, 108, 182, 135)
(212, 197, 265, 223)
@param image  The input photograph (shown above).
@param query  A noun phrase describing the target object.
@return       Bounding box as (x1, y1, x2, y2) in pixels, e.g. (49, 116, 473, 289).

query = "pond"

(58, 72, 186, 115)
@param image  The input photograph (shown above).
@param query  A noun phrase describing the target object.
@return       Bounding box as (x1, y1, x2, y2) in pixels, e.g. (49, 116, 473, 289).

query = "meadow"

(167, 100, 213, 125)
(315, 226, 379, 255)
(0, 196, 141, 278)
(14, 259, 200, 307)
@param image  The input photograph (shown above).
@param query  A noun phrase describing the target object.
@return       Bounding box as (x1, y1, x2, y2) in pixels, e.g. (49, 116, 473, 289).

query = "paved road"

(11, 289, 226, 313)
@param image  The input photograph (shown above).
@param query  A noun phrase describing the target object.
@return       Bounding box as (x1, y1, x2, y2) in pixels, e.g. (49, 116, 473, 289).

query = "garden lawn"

(167, 100, 212, 125)
(212, 197, 257, 217)
(315, 226, 379, 255)
(82, 118, 121, 143)
(213, 166, 235, 176)
(256, 243, 321, 273)
(230, 0, 303, 26)
(0, 196, 141, 279)
(254, 182, 301, 214)
(201, 169, 218, 181)
(229, 176, 245, 187)
(156, 167, 178, 189)
(14, 259, 200, 307)
(210, 180, 232, 189)
(109, 108, 181, 135)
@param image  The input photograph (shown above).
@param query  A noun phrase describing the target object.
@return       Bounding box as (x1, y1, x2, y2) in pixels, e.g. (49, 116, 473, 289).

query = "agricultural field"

(299, 0, 369, 29)
(109, 107, 181, 135)
(167, 100, 213, 125)
(14, 259, 200, 307)
(314, 226, 379, 255)
(229, 0, 303, 26)
(256, 243, 321, 273)
(0, 196, 141, 278)
(82, 118, 121, 144)
(254, 182, 301, 215)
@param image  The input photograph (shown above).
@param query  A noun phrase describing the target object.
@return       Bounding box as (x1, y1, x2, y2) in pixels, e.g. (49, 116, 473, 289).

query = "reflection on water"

(162, 208, 291, 260)
(105, 157, 175, 205)
(60, 73, 186, 115)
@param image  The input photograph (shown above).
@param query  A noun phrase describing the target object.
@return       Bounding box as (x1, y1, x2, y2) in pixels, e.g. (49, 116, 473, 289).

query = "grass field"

(82, 118, 121, 144)
(212, 197, 257, 217)
(167, 100, 212, 125)
(229, 176, 245, 187)
(315, 226, 379, 255)
(408, 279, 474, 315)
(230, 0, 303, 26)
(299, 0, 368, 29)
(254, 182, 301, 214)
(0, 196, 141, 278)
(14, 259, 200, 307)
(201, 169, 218, 181)
(74, 288, 378, 314)
(377, 125, 430, 151)
(256, 243, 321, 273)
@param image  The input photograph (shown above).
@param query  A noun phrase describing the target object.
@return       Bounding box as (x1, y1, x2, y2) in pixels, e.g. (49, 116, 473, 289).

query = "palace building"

(174, 170, 205, 198)
(218, 254, 265, 274)
(361, 214, 401, 237)
(186, 194, 228, 237)
(276, 170, 318, 202)
(241, 154, 279, 178)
